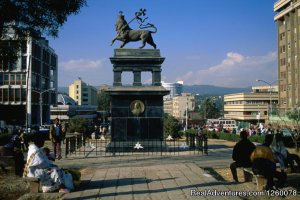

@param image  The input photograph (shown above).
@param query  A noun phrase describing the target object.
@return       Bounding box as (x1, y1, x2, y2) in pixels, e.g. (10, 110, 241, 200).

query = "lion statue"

(111, 14, 157, 49)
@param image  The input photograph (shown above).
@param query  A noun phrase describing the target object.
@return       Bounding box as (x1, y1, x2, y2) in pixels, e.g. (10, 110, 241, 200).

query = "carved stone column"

(133, 70, 142, 86)
(113, 69, 122, 86)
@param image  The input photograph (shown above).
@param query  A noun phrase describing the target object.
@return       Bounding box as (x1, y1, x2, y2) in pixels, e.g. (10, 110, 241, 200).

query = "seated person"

(270, 133, 287, 172)
(271, 133, 300, 173)
(42, 147, 55, 162)
(251, 134, 286, 190)
(1, 129, 24, 176)
(23, 134, 73, 193)
(230, 130, 256, 182)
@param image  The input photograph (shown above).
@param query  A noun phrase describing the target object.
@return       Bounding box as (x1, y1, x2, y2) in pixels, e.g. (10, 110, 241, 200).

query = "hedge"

(203, 130, 265, 143)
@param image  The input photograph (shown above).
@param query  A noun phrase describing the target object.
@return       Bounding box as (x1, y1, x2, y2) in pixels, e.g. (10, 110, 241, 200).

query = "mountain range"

(58, 85, 252, 96)
(183, 85, 252, 95)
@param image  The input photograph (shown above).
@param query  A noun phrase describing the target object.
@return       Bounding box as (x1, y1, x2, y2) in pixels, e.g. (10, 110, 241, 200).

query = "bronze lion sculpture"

(111, 14, 157, 49)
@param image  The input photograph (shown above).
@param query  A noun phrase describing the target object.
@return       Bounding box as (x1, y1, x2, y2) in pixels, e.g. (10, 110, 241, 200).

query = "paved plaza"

(19, 139, 299, 200)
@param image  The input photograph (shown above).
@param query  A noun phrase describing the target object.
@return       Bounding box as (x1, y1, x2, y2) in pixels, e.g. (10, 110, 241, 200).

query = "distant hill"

(183, 85, 252, 95)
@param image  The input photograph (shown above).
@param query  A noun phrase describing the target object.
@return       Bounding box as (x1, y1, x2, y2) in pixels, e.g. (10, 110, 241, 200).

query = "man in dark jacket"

(49, 118, 63, 160)
(230, 130, 256, 182)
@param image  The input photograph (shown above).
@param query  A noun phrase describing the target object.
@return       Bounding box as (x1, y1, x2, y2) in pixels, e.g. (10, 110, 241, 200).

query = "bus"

(207, 119, 237, 131)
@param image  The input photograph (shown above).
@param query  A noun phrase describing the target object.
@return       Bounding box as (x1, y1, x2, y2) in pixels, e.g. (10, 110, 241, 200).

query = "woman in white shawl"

(23, 135, 70, 193)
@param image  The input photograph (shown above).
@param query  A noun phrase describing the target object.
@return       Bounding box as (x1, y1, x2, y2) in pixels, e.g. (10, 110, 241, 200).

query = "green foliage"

(198, 98, 220, 119)
(185, 129, 197, 136)
(204, 130, 265, 143)
(163, 113, 181, 138)
(97, 91, 111, 111)
(69, 117, 87, 133)
(248, 135, 265, 143)
(0, 0, 87, 60)
(286, 108, 300, 126)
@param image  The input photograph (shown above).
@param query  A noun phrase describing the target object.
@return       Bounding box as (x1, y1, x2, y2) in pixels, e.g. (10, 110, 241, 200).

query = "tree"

(286, 108, 300, 128)
(69, 117, 87, 133)
(0, 0, 86, 60)
(163, 113, 181, 138)
(198, 98, 220, 119)
(97, 91, 111, 111)
(286, 108, 300, 151)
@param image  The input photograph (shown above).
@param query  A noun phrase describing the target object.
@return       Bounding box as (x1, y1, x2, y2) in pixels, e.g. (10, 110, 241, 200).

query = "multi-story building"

(50, 93, 97, 122)
(274, 0, 300, 113)
(163, 98, 173, 116)
(69, 79, 97, 106)
(161, 81, 183, 100)
(172, 93, 195, 120)
(224, 86, 278, 123)
(0, 37, 57, 126)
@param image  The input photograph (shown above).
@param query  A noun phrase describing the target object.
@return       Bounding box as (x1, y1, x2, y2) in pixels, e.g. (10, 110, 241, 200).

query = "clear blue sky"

(49, 0, 277, 88)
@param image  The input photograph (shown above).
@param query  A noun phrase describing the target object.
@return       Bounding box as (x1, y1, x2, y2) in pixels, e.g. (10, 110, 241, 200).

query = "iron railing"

(65, 134, 208, 158)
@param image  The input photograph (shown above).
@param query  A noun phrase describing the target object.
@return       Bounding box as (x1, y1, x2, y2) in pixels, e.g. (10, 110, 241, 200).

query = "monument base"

(106, 86, 169, 141)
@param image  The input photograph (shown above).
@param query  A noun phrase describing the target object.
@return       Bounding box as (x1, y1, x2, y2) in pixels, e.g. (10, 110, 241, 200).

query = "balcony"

(274, 0, 291, 12)
(274, 0, 300, 21)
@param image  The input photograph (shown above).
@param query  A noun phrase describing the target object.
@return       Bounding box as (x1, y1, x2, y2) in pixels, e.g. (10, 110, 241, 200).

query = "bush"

(163, 114, 180, 138)
(248, 135, 265, 143)
(204, 130, 265, 143)
(185, 129, 196, 136)
(69, 117, 87, 133)
(218, 132, 240, 142)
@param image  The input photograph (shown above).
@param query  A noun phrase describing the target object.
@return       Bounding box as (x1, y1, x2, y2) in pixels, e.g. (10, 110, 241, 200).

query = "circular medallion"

(130, 100, 145, 116)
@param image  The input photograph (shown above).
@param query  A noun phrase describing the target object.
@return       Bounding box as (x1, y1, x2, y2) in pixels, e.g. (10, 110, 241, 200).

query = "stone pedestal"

(107, 49, 169, 141)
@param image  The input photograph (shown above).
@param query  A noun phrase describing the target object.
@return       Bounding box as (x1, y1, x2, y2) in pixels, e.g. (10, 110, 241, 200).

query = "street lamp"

(32, 88, 55, 126)
(256, 79, 279, 119)
(185, 102, 188, 131)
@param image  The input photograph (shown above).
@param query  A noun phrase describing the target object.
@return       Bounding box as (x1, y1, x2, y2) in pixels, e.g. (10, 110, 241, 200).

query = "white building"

(161, 81, 183, 100)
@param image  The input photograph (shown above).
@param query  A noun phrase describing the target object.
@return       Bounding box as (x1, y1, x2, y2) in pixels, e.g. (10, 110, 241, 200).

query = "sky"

(48, 0, 278, 88)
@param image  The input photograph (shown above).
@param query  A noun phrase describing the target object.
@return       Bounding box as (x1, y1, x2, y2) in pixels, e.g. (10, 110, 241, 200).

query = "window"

(16, 74, 21, 85)
(15, 88, 20, 101)
(9, 88, 13, 101)
(22, 74, 26, 85)
(21, 88, 26, 101)
(4, 74, 9, 85)
(10, 74, 15, 85)
(21, 56, 27, 70)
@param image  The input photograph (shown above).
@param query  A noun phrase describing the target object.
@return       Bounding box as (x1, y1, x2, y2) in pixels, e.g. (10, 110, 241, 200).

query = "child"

(43, 147, 55, 162)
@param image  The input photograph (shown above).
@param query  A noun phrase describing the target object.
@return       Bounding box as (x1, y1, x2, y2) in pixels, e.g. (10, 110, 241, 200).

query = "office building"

(274, 0, 300, 112)
(224, 86, 278, 123)
(172, 93, 195, 120)
(69, 79, 97, 106)
(161, 81, 183, 99)
(0, 37, 57, 126)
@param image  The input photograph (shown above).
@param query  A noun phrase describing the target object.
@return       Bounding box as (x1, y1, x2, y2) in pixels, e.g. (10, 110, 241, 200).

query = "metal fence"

(65, 134, 208, 158)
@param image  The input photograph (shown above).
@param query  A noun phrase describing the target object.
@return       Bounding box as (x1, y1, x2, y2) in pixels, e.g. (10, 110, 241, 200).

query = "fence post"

(204, 135, 208, 155)
(65, 137, 69, 159)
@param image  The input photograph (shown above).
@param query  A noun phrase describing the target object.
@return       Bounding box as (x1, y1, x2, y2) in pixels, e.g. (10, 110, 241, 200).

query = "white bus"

(207, 119, 237, 130)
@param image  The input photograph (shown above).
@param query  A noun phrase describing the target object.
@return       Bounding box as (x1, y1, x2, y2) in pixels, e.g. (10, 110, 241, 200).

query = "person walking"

(230, 130, 256, 182)
(49, 118, 63, 160)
